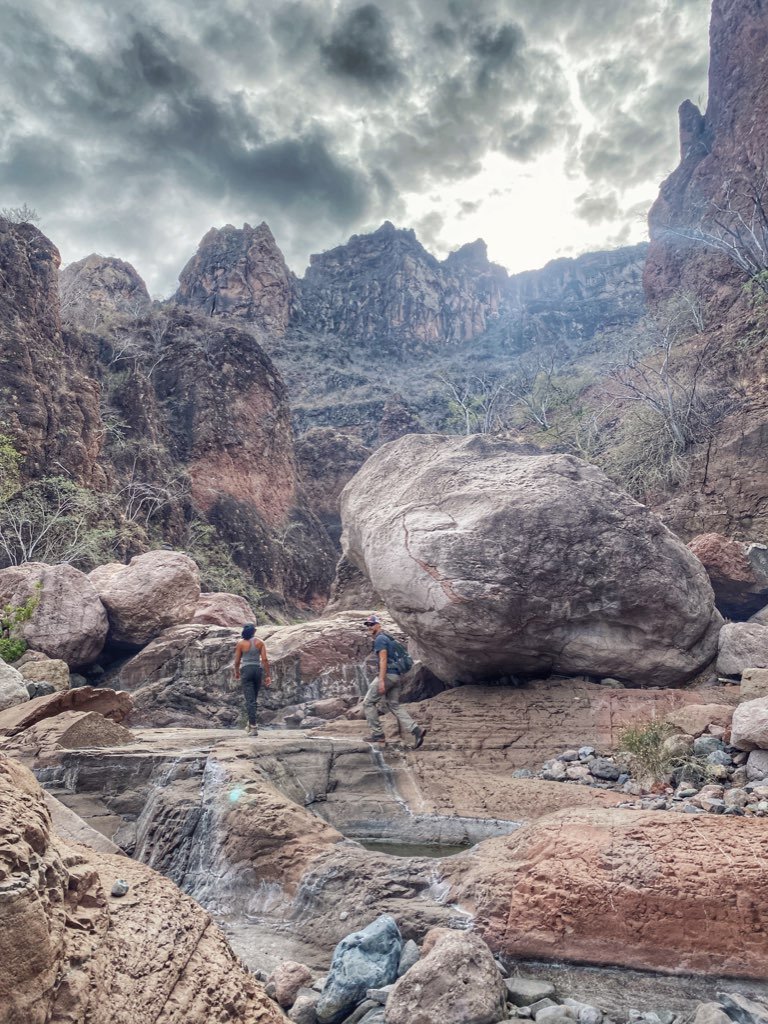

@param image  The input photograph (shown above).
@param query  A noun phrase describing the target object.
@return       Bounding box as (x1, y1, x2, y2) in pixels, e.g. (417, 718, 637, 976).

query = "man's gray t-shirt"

(373, 632, 401, 675)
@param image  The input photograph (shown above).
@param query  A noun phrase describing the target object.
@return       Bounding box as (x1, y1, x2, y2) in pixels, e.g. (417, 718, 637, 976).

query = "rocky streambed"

(4, 677, 768, 1024)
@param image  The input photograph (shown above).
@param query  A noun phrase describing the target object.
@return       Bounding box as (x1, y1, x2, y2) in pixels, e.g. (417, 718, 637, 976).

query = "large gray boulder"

(0, 563, 108, 668)
(340, 434, 722, 686)
(316, 915, 402, 1024)
(89, 550, 201, 647)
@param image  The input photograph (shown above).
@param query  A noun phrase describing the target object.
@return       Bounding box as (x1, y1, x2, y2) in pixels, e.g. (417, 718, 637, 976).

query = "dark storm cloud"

(321, 4, 403, 86)
(0, 0, 710, 292)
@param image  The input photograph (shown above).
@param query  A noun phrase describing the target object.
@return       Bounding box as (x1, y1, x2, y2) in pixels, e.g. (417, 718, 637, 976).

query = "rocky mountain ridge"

(172, 217, 647, 356)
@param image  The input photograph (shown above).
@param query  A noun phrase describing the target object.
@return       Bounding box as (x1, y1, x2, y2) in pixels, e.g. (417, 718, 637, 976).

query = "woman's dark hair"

(241, 623, 256, 640)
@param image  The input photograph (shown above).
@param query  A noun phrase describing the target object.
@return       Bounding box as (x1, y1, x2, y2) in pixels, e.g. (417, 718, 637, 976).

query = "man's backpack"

(385, 634, 414, 674)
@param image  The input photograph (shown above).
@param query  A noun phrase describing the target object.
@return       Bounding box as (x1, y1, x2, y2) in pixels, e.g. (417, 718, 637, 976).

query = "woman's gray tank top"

(242, 639, 261, 665)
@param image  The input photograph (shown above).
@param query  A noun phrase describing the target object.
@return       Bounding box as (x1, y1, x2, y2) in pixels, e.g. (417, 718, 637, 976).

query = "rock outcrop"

(175, 222, 297, 334)
(0, 686, 132, 737)
(60, 254, 150, 326)
(301, 223, 508, 352)
(645, 0, 768, 307)
(640, 1, 768, 542)
(341, 434, 722, 686)
(0, 752, 284, 1024)
(89, 550, 201, 648)
(0, 563, 108, 668)
(689, 533, 768, 619)
(116, 611, 409, 727)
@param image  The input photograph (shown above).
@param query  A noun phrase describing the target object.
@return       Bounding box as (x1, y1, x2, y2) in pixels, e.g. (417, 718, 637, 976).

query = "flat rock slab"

(452, 807, 768, 979)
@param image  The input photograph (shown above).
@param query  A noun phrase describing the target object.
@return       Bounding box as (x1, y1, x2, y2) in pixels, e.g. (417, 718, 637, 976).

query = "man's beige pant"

(363, 673, 417, 738)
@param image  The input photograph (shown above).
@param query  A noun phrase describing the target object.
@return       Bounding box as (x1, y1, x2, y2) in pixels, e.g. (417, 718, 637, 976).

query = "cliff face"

(641, 0, 768, 542)
(176, 220, 646, 359)
(2, 231, 335, 611)
(0, 220, 104, 486)
(174, 222, 297, 335)
(645, 0, 768, 306)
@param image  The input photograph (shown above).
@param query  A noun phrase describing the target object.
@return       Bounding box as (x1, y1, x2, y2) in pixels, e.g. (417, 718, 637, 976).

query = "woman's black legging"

(240, 665, 262, 725)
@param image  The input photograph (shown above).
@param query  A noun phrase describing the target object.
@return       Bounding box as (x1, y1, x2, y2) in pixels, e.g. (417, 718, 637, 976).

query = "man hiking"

(362, 615, 426, 748)
(233, 623, 271, 735)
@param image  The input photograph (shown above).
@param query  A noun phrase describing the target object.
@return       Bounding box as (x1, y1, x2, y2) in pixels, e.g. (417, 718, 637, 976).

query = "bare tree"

(114, 456, 184, 528)
(670, 173, 768, 295)
(502, 353, 566, 431)
(602, 310, 719, 466)
(434, 372, 508, 435)
(0, 204, 40, 225)
(0, 479, 97, 566)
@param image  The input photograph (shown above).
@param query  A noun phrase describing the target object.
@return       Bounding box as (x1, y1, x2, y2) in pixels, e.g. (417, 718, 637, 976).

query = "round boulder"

(89, 551, 201, 647)
(0, 563, 108, 668)
(340, 434, 722, 686)
(192, 592, 255, 628)
(0, 663, 29, 712)
(316, 915, 402, 1024)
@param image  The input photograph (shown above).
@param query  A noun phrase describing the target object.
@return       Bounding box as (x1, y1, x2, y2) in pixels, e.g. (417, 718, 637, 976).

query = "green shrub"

(0, 587, 39, 663)
(0, 637, 26, 663)
(619, 720, 679, 781)
(618, 719, 712, 787)
(182, 522, 265, 620)
(0, 433, 22, 502)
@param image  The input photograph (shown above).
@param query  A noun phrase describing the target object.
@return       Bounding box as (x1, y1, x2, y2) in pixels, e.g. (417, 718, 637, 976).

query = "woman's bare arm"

(259, 640, 272, 688)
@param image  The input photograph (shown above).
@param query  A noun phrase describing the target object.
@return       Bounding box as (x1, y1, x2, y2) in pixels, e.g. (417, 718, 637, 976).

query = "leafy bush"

(182, 521, 265, 619)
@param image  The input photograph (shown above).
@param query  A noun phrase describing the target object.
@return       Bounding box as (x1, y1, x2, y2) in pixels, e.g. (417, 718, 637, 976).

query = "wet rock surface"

(0, 752, 284, 1024)
(341, 434, 722, 686)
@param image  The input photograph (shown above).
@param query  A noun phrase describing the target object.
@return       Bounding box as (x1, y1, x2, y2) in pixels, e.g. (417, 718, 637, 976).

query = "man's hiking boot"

(363, 734, 386, 744)
(245, 724, 258, 736)
(412, 726, 427, 749)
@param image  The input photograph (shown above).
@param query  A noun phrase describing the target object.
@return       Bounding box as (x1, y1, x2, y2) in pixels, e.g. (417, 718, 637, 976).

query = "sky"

(0, 0, 711, 297)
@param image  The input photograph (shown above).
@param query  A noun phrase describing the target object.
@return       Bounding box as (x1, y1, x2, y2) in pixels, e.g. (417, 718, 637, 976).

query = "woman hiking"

(233, 623, 271, 735)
